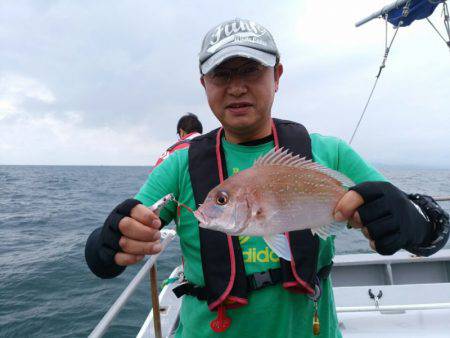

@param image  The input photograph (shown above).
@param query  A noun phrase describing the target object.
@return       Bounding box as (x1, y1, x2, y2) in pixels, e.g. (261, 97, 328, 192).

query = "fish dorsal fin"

(254, 148, 354, 187)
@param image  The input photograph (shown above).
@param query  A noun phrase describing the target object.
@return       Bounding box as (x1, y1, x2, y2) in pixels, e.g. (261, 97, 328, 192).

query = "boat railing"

(88, 229, 177, 338)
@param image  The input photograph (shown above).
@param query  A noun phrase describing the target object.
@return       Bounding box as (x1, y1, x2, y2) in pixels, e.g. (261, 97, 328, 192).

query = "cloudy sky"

(1, 0, 449, 167)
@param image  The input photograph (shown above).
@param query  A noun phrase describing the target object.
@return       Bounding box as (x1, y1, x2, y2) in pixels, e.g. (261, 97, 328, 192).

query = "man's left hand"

(333, 181, 433, 255)
(333, 189, 372, 244)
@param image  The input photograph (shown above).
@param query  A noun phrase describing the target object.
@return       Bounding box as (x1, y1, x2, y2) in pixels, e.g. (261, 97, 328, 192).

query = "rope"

(426, 17, 450, 46)
(443, 2, 450, 46)
(349, 21, 400, 144)
(173, 197, 194, 219)
(385, 13, 389, 51)
(424, 1, 450, 49)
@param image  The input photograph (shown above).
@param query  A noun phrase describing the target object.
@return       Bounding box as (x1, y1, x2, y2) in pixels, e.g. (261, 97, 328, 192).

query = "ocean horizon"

(2, 163, 450, 170)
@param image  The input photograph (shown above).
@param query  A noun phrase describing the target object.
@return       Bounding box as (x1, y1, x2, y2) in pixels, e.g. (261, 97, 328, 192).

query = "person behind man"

(154, 112, 203, 166)
(85, 18, 449, 338)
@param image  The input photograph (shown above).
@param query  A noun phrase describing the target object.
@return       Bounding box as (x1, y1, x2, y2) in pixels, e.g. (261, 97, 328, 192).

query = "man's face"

(201, 57, 283, 140)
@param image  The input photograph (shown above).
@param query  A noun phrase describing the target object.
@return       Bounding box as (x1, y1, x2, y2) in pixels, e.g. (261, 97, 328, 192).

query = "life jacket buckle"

(249, 269, 276, 290)
(172, 281, 207, 301)
(173, 281, 192, 298)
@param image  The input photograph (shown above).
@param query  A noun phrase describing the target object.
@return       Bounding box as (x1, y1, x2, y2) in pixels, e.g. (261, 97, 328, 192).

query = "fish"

(193, 148, 354, 260)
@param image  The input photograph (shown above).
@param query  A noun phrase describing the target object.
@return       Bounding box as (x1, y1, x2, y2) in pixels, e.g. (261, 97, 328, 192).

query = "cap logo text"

(207, 20, 267, 54)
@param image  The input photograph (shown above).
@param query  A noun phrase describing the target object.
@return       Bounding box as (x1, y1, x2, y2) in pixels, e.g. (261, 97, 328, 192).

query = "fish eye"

(215, 191, 229, 205)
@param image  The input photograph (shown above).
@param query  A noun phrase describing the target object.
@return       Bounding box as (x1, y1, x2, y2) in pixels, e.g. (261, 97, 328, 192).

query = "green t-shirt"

(135, 133, 385, 338)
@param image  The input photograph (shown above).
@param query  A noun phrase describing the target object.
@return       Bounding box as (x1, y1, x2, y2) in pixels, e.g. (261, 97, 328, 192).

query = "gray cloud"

(1, 0, 449, 166)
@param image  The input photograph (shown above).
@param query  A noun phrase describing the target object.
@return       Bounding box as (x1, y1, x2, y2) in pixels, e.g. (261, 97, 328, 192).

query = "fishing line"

(349, 16, 400, 145)
(171, 197, 194, 217)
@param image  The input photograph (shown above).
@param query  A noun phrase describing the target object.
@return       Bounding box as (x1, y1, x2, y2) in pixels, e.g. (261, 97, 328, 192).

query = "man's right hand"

(85, 198, 164, 278)
(115, 204, 162, 266)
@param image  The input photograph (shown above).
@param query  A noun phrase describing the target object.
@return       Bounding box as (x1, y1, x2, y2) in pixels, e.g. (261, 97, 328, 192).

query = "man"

(85, 18, 449, 337)
(154, 113, 203, 167)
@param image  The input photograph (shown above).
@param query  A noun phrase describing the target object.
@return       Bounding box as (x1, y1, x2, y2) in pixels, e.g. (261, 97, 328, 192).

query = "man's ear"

(274, 63, 283, 92)
(200, 76, 206, 89)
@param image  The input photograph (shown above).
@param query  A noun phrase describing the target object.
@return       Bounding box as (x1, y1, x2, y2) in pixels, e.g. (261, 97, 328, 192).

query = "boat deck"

(138, 249, 450, 337)
(334, 249, 450, 337)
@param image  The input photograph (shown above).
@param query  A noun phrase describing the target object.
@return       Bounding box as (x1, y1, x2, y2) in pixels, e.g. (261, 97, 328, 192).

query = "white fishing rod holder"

(88, 229, 177, 338)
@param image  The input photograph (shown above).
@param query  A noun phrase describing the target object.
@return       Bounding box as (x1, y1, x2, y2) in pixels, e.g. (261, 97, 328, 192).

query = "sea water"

(1, 165, 449, 337)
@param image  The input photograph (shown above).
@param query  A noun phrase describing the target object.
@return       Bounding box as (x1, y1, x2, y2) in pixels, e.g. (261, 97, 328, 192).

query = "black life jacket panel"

(188, 118, 319, 310)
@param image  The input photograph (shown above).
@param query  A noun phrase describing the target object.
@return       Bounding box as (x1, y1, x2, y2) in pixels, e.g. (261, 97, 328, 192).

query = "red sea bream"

(194, 148, 353, 260)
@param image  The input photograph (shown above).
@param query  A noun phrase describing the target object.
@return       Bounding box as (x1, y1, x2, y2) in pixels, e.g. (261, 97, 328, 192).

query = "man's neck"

(223, 121, 272, 144)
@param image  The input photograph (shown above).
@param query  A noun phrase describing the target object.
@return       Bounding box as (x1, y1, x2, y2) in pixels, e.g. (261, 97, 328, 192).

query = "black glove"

(350, 182, 433, 256)
(85, 198, 142, 278)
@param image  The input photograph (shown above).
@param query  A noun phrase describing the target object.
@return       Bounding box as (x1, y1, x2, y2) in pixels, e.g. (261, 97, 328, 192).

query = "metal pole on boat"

(150, 264, 163, 338)
(355, 0, 409, 27)
(147, 194, 172, 338)
(434, 196, 450, 202)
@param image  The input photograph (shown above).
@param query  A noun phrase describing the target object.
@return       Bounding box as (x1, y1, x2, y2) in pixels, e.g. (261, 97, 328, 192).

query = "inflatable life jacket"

(154, 132, 201, 167)
(174, 118, 332, 332)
